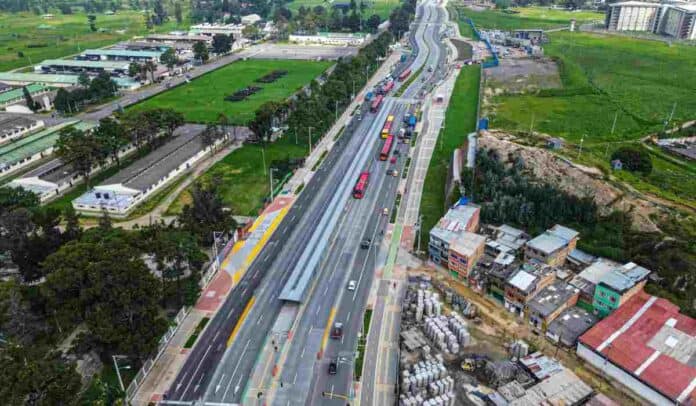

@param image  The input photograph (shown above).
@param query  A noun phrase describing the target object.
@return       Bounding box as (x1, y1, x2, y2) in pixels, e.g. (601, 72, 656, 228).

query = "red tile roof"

(579, 290, 696, 404)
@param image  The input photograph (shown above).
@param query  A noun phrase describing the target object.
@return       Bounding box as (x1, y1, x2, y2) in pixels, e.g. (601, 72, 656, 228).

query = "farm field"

(286, 0, 400, 19)
(0, 10, 187, 72)
(455, 6, 603, 31)
(128, 59, 332, 124)
(420, 65, 480, 248)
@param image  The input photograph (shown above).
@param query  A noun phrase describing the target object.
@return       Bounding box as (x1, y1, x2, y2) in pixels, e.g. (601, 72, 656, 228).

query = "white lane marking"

(257, 314, 264, 325)
(221, 339, 251, 400)
(180, 344, 212, 398)
(301, 344, 306, 358)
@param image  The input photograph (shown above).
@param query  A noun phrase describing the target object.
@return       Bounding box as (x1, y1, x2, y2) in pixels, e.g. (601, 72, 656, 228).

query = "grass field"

(456, 6, 603, 31)
(129, 59, 332, 124)
(420, 65, 480, 247)
(0, 10, 187, 72)
(167, 141, 308, 216)
(286, 0, 400, 19)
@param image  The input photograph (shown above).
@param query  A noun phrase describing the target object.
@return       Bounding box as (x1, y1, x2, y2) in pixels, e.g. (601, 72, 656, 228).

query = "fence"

(125, 306, 190, 400)
(465, 18, 499, 69)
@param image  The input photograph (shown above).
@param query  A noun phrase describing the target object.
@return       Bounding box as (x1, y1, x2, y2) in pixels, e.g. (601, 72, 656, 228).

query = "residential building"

(524, 224, 579, 267)
(241, 13, 262, 25)
(545, 306, 598, 347)
(428, 204, 481, 265)
(73, 127, 228, 217)
(592, 262, 650, 318)
(0, 116, 44, 145)
(569, 259, 620, 311)
(113, 42, 173, 52)
(578, 291, 696, 405)
(0, 120, 91, 178)
(519, 352, 565, 381)
(0, 84, 52, 110)
(606, 1, 696, 40)
(79, 48, 164, 62)
(491, 224, 529, 252)
(35, 59, 130, 75)
(504, 262, 556, 316)
(288, 32, 369, 46)
(526, 280, 580, 331)
(447, 231, 486, 280)
(144, 34, 213, 46)
(566, 248, 596, 272)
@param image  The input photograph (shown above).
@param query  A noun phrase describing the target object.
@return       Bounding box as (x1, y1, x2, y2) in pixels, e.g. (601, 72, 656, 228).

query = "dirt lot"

(450, 38, 474, 60)
(485, 57, 561, 93)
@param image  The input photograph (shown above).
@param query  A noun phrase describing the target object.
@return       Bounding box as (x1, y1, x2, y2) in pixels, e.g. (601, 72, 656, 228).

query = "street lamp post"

(308, 126, 314, 155)
(269, 167, 278, 203)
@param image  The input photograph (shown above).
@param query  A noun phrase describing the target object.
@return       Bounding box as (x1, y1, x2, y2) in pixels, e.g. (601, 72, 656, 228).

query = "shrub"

(611, 146, 653, 174)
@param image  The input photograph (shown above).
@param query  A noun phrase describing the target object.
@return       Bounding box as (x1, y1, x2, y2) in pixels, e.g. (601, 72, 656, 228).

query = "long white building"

(606, 0, 696, 40)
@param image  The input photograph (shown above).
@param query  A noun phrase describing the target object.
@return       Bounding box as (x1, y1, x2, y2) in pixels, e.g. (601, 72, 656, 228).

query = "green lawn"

(128, 59, 332, 124)
(457, 6, 603, 31)
(0, 10, 188, 72)
(167, 140, 308, 216)
(286, 0, 400, 19)
(419, 66, 480, 248)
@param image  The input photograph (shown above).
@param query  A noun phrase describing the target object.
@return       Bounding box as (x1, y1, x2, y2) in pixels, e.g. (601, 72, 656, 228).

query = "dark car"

(360, 239, 371, 249)
(328, 359, 338, 375)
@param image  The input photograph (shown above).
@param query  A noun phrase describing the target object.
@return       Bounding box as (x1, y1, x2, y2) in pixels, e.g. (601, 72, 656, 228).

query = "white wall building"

(606, 1, 696, 39)
(0, 116, 44, 145)
(190, 23, 244, 38)
(288, 32, 369, 46)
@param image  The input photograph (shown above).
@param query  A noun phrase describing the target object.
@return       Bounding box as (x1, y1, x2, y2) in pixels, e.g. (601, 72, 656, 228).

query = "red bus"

(398, 69, 412, 81)
(352, 172, 369, 199)
(370, 95, 384, 113)
(380, 135, 394, 161)
(381, 115, 394, 138)
(382, 80, 394, 94)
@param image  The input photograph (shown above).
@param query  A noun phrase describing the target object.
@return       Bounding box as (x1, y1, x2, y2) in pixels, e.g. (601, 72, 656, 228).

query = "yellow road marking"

(321, 307, 337, 354)
(227, 296, 256, 347)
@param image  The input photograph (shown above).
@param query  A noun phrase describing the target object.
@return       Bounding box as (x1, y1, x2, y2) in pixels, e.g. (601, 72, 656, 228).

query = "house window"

(103, 193, 110, 200)
(609, 296, 616, 303)
(600, 291, 606, 298)
(95, 192, 101, 198)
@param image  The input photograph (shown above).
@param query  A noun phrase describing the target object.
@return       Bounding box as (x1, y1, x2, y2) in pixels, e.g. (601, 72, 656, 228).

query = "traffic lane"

(167, 91, 367, 401)
(209, 95, 390, 403)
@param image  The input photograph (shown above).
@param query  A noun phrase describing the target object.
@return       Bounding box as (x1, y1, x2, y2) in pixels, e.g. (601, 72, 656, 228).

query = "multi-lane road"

(162, 0, 449, 403)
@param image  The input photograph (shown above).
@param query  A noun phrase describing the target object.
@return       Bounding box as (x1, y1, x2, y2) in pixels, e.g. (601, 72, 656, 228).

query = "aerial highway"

(162, 0, 449, 403)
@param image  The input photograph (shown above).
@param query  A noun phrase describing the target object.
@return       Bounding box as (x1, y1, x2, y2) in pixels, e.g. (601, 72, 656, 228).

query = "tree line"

(54, 72, 118, 115)
(248, 30, 394, 143)
(274, 0, 383, 36)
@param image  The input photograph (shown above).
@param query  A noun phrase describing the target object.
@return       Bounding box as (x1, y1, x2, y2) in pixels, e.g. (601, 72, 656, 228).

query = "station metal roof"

(39, 59, 131, 69)
(81, 48, 163, 59)
(0, 72, 80, 85)
(0, 120, 79, 167)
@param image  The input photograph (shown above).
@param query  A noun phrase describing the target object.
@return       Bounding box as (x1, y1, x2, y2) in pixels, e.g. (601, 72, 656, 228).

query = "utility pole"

(416, 214, 423, 255)
(610, 111, 618, 135)
(261, 136, 267, 176)
(269, 168, 277, 203)
(577, 133, 585, 159)
(308, 127, 314, 155)
(335, 100, 339, 122)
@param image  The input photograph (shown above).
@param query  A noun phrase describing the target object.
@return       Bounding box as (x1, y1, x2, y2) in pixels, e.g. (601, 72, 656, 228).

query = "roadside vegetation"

(286, 0, 399, 19)
(454, 5, 603, 31)
(419, 65, 480, 249)
(129, 59, 332, 124)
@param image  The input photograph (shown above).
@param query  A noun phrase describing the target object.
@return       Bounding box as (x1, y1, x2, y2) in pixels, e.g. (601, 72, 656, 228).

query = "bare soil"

(485, 57, 561, 94)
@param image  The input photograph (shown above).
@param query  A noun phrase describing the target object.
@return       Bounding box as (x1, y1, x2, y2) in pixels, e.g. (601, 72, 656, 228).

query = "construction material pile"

(400, 354, 456, 406)
(423, 314, 470, 354)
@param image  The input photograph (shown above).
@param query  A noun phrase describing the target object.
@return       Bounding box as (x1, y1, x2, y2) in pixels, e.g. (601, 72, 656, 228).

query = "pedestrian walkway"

(131, 198, 293, 405)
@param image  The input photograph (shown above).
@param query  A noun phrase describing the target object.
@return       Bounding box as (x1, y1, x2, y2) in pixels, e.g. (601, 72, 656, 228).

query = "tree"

(141, 60, 157, 83)
(174, 1, 183, 23)
(0, 282, 48, 346)
(193, 41, 209, 63)
(77, 72, 91, 88)
(248, 101, 284, 140)
(494, 0, 511, 9)
(159, 48, 178, 71)
(242, 24, 261, 40)
(152, 0, 168, 24)
(58, 4, 73, 14)
(0, 187, 39, 214)
(0, 344, 82, 405)
(366, 14, 381, 33)
(94, 117, 128, 167)
(200, 123, 225, 155)
(128, 61, 141, 78)
(22, 86, 39, 112)
(178, 179, 236, 245)
(611, 146, 653, 175)
(53, 88, 75, 114)
(55, 127, 104, 187)
(88, 72, 117, 100)
(87, 14, 97, 31)
(42, 237, 169, 359)
(212, 34, 233, 54)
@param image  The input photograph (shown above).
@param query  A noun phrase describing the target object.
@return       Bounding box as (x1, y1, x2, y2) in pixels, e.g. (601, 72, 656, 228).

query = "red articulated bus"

(370, 94, 384, 113)
(380, 135, 394, 161)
(382, 80, 394, 94)
(398, 69, 412, 81)
(352, 171, 370, 199)
(381, 115, 394, 139)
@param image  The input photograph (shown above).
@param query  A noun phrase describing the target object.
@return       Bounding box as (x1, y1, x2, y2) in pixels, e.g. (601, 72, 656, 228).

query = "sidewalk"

(130, 197, 293, 405)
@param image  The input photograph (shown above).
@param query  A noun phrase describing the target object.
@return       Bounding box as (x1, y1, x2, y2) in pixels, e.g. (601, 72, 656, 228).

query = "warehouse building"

(0, 116, 44, 144)
(112, 42, 173, 52)
(545, 306, 598, 347)
(145, 34, 212, 46)
(0, 120, 92, 178)
(73, 126, 227, 217)
(0, 84, 52, 110)
(36, 59, 130, 75)
(606, 1, 696, 40)
(190, 23, 243, 38)
(289, 32, 368, 46)
(0, 72, 80, 88)
(79, 48, 164, 63)
(578, 291, 696, 405)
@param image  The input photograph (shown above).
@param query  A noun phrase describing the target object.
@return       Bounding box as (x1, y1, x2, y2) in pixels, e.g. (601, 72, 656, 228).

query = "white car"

(347, 280, 357, 291)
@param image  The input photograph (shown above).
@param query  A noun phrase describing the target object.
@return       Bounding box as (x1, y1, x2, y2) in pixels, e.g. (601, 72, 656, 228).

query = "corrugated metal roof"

(0, 120, 79, 166)
(81, 48, 163, 58)
(0, 84, 48, 104)
(0, 72, 79, 85)
(508, 269, 537, 292)
(526, 232, 567, 254)
(39, 59, 130, 69)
